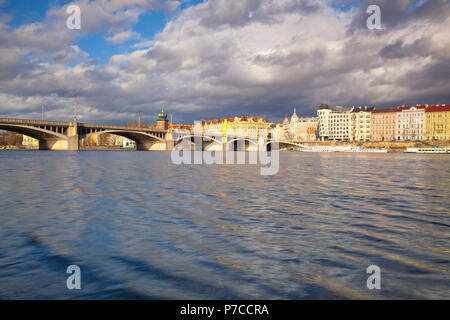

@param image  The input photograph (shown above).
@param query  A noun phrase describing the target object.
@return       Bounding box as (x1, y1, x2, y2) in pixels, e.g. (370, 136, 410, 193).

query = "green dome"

(158, 108, 167, 120)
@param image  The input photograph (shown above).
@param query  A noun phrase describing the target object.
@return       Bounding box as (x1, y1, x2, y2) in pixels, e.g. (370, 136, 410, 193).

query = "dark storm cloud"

(411, 0, 450, 21)
(400, 58, 450, 90)
(348, 0, 450, 32)
(379, 38, 431, 59)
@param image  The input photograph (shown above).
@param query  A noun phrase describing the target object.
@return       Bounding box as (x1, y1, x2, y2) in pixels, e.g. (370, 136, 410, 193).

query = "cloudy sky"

(0, 0, 449, 125)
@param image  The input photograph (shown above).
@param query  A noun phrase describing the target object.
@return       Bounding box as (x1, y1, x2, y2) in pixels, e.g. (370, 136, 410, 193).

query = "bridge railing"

(79, 123, 167, 132)
(0, 118, 70, 126)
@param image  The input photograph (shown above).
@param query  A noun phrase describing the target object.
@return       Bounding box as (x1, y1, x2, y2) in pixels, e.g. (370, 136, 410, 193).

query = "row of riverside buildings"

(22, 104, 448, 148)
(186, 104, 450, 143)
(315, 104, 450, 142)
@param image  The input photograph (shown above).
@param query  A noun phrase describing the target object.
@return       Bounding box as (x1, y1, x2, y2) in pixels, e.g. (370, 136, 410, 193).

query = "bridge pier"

(165, 140, 174, 151)
(135, 141, 167, 151)
(39, 138, 77, 151)
(38, 122, 79, 150)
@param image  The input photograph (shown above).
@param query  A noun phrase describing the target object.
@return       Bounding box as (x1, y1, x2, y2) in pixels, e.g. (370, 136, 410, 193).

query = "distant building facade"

(197, 116, 271, 138)
(317, 104, 331, 140)
(318, 105, 354, 141)
(22, 135, 39, 148)
(123, 139, 136, 148)
(395, 106, 426, 141)
(282, 109, 318, 142)
(316, 103, 450, 142)
(425, 105, 450, 141)
(351, 106, 374, 141)
(371, 108, 397, 141)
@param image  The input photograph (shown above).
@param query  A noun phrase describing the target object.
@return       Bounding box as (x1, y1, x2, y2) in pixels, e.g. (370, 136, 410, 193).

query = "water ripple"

(0, 151, 449, 299)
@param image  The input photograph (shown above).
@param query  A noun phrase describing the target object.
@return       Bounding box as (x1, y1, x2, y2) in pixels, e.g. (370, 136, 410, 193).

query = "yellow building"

(199, 116, 271, 138)
(22, 135, 39, 148)
(425, 105, 450, 141)
(86, 135, 98, 146)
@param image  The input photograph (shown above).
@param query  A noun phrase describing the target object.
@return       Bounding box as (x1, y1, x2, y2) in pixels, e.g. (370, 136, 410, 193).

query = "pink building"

(371, 108, 397, 141)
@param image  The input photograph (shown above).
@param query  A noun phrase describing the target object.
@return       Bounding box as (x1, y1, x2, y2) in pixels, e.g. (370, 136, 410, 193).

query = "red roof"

(425, 105, 450, 112)
(203, 117, 267, 124)
(372, 105, 445, 113)
(396, 106, 426, 111)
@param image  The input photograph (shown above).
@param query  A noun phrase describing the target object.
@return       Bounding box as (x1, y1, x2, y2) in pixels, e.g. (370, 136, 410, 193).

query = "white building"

(318, 105, 354, 141)
(395, 106, 426, 141)
(351, 106, 374, 141)
(317, 104, 331, 140)
(122, 139, 136, 148)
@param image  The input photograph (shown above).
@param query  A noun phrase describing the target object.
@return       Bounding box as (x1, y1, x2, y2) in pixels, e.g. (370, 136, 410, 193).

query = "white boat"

(301, 146, 388, 153)
(404, 147, 450, 154)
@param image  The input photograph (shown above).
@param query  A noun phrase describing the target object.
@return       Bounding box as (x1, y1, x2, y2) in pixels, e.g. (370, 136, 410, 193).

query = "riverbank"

(3, 141, 450, 153)
(1, 145, 137, 151)
(297, 140, 450, 153)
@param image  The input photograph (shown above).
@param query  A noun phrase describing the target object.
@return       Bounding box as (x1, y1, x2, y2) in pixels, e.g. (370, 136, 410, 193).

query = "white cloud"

(106, 29, 141, 44)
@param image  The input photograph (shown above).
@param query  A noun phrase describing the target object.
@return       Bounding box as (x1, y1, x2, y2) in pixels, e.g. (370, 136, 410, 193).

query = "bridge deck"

(0, 118, 167, 133)
(79, 123, 166, 133)
(0, 118, 71, 126)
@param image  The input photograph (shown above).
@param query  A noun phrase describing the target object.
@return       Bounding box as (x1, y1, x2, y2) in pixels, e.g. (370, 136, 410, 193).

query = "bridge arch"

(226, 137, 259, 151)
(0, 123, 68, 141)
(0, 123, 70, 150)
(175, 134, 221, 145)
(266, 140, 306, 151)
(84, 130, 165, 150)
(174, 134, 223, 151)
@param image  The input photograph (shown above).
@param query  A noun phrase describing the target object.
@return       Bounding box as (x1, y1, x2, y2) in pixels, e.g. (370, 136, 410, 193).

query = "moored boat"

(301, 146, 388, 153)
(404, 147, 449, 154)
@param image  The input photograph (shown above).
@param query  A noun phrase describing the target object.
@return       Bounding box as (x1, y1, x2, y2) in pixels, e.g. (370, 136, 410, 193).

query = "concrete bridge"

(0, 117, 307, 151)
(174, 134, 307, 151)
(0, 118, 171, 150)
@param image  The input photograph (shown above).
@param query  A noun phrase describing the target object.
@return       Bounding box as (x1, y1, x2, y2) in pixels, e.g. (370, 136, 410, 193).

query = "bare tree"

(0, 132, 23, 146)
(107, 134, 122, 146)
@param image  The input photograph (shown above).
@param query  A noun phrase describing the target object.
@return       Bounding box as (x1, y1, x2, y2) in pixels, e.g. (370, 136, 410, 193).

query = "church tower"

(283, 113, 289, 125)
(291, 108, 299, 123)
(157, 108, 168, 130)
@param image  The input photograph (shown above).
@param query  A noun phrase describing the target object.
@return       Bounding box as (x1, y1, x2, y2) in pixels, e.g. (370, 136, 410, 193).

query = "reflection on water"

(0, 151, 449, 299)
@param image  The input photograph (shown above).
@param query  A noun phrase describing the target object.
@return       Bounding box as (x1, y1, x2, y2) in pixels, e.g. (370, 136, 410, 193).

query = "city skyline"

(5, 102, 448, 152)
(0, 0, 449, 125)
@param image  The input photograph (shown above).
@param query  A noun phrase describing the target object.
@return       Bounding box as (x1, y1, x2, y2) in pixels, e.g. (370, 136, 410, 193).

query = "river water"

(0, 151, 448, 299)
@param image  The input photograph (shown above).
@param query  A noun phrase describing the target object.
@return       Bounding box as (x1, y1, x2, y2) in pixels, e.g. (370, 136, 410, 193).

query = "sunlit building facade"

(283, 109, 318, 142)
(371, 108, 397, 141)
(22, 135, 39, 148)
(197, 116, 271, 138)
(351, 106, 374, 142)
(318, 105, 354, 141)
(317, 104, 331, 140)
(395, 106, 426, 141)
(425, 105, 450, 141)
